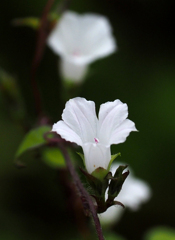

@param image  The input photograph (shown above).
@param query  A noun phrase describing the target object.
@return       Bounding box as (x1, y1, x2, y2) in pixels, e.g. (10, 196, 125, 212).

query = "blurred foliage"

(0, 68, 26, 121)
(0, 0, 175, 239)
(12, 17, 40, 29)
(104, 232, 126, 240)
(144, 227, 175, 240)
(15, 125, 51, 158)
(42, 147, 66, 169)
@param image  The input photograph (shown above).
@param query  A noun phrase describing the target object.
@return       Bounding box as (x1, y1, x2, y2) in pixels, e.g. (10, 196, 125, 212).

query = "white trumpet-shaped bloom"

(48, 11, 116, 82)
(99, 163, 152, 225)
(52, 97, 137, 174)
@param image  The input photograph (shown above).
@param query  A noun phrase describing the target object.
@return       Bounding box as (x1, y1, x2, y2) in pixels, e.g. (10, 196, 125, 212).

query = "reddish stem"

(59, 143, 105, 240)
(31, 0, 55, 115)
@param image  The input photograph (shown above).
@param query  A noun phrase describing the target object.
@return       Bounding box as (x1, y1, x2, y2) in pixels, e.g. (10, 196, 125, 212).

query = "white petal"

(109, 119, 137, 145)
(98, 100, 129, 144)
(52, 121, 82, 146)
(47, 11, 117, 65)
(47, 11, 80, 57)
(62, 97, 98, 143)
(60, 59, 88, 82)
(74, 13, 116, 63)
(88, 35, 116, 63)
(111, 163, 151, 211)
(99, 171, 151, 225)
(98, 205, 123, 225)
(117, 175, 151, 211)
(82, 143, 111, 174)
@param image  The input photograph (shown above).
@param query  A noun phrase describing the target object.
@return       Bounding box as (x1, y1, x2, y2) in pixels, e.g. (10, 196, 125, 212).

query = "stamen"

(94, 138, 99, 143)
(73, 50, 81, 56)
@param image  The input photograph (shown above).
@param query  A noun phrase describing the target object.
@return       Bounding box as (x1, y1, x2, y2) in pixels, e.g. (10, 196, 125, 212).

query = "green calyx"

(91, 167, 109, 181)
(107, 153, 121, 171)
(80, 167, 110, 213)
(77, 152, 85, 166)
(80, 167, 109, 197)
(77, 152, 121, 181)
(108, 165, 129, 200)
(78, 152, 127, 213)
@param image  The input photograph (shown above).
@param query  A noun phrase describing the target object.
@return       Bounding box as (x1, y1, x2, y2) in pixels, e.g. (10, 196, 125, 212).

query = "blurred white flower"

(52, 97, 137, 174)
(99, 163, 151, 225)
(47, 11, 117, 82)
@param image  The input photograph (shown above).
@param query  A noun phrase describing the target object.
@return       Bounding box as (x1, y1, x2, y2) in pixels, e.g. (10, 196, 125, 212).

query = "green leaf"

(15, 125, 51, 158)
(77, 152, 85, 166)
(107, 153, 121, 171)
(104, 232, 126, 240)
(0, 68, 19, 98)
(0, 68, 26, 121)
(42, 147, 66, 169)
(144, 227, 175, 240)
(48, 12, 60, 22)
(11, 17, 40, 29)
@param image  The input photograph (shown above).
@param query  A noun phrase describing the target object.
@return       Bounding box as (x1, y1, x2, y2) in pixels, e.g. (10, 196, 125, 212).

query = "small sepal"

(108, 165, 129, 200)
(77, 152, 85, 166)
(78, 155, 128, 214)
(113, 200, 125, 208)
(91, 167, 109, 181)
(79, 167, 109, 197)
(98, 199, 125, 214)
(107, 153, 121, 171)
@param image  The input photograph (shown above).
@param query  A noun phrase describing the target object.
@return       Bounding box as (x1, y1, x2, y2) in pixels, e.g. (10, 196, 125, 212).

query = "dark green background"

(0, 0, 175, 239)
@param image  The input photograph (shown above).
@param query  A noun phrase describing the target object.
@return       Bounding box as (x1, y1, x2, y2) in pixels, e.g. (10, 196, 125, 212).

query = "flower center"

(72, 50, 81, 57)
(94, 138, 99, 144)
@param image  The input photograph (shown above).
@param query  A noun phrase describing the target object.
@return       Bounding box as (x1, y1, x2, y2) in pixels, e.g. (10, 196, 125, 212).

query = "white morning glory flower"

(99, 163, 151, 225)
(52, 97, 137, 174)
(47, 11, 116, 82)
